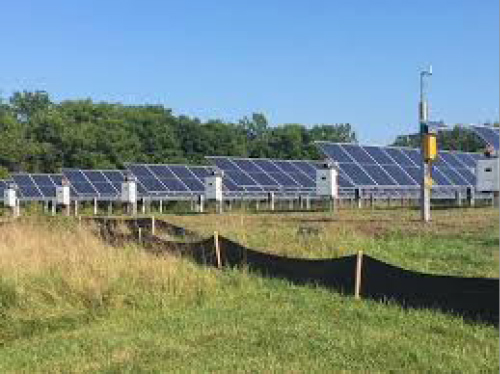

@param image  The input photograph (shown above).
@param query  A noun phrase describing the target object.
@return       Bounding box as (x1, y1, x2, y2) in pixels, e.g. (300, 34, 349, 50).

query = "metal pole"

(419, 67, 432, 223)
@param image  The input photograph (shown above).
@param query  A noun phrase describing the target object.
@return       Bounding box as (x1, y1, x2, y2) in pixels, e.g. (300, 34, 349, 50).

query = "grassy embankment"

(0, 207, 498, 373)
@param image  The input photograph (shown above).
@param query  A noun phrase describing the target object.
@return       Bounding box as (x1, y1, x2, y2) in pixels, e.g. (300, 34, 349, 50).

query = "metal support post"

(421, 163, 431, 222)
(355, 188, 362, 209)
(466, 187, 475, 207)
(455, 190, 462, 207)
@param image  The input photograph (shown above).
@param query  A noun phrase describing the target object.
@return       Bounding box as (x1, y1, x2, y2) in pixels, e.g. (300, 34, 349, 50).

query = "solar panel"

(62, 169, 141, 201)
(0, 180, 11, 198)
(11, 173, 64, 201)
(471, 126, 500, 150)
(126, 164, 214, 198)
(206, 156, 323, 196)
(316, 142, 481, 197)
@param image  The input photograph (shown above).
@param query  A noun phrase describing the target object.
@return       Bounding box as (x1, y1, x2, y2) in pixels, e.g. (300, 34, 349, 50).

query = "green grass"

(166, 207, 499, 277)
(0, 208, 498, 373)
(1, 271, 497, 373)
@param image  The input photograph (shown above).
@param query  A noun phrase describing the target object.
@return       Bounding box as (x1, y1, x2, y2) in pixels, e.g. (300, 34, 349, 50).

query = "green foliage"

(392, 124, 491, 152)
(0, 92, 357, 176)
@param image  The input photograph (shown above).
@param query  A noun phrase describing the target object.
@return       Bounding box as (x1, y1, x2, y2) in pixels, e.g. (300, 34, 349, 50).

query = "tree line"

(0, 90, 494, 179)
(0, 91, 356, 178)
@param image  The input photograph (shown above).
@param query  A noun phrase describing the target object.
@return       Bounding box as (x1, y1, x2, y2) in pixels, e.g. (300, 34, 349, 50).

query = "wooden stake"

(354, 251, 363, 299)
(214, 231, 221, 268)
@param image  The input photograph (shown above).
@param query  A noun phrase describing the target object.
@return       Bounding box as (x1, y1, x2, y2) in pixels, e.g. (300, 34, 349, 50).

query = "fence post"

(214, 231, 221, 268)
(355, 251, 364, 299)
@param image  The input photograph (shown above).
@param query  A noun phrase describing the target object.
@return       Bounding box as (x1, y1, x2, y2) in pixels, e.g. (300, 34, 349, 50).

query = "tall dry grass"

(0, 219, 218, 317)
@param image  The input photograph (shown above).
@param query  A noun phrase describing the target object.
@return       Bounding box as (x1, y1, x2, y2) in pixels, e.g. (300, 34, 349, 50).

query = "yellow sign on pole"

(423, 133, 438, 161)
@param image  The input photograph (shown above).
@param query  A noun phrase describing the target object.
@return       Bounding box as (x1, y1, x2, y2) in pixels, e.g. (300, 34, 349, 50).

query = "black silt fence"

(88, 217, 499, 326)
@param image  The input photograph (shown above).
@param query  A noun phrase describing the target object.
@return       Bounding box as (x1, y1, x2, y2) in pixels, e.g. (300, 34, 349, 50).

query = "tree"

(9, 90, 51, 123)
(392, 125, 487, 153)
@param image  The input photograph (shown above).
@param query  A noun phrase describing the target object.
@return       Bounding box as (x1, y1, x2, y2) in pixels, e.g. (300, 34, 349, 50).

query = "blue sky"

(0, 1, 498, 145)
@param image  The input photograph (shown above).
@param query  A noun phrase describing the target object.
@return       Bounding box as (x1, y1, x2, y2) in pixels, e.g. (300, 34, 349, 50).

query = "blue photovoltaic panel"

(126, 164, 216, 196)
(316, 142, 481, 195)
(0, 180, 11, 197)
(207, 157, 320, 194)
(471, 126, 500, 150)
(363, 146, 395, 165)
(12, 173, 63, 200)
(62, 169, 132, 200)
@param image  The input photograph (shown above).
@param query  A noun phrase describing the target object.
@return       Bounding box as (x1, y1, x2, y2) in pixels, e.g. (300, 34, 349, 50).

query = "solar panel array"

(62, 169, 141, 201)
(11, 174, 64, 201)
(125, 164, 213, 198)
(471, 126, 500, 151)
(206, 156, 319, 196)
(316, 142, 479, 196)
(1, 142, 489, 204)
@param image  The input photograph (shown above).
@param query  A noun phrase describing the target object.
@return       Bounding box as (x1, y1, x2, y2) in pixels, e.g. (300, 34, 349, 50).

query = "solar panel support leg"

(141, 198, 146, 214)
(354, 188, 362, 209)
(328, 196, 336, 213)
(267, 192, 275, 211)
(159, 200, 163, 214)
(455, 191, 462, 207)
(197, 195, 204, 213)
(255, 200, 260, 211)
(306, 196, 311, 210)
(51, 200, 56, 216)
(493, 192, 499, 208)
(466, 187, 474, 207)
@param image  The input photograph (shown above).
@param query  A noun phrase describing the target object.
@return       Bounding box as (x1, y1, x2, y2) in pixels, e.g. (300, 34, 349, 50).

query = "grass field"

(0, 207, 498, 373)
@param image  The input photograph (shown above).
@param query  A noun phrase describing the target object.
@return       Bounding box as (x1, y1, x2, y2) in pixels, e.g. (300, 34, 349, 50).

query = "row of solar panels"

(0, 141, 493, 202)
(470, 125, 499, 151)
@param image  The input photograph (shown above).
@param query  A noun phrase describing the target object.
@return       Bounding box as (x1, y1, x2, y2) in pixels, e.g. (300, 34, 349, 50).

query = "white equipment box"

(316, 162, 339, 198)
(205, 172, 223, 202)
(121, 180, 137, 203)
(4, 188, 17, 207)
(476, 158, 499, 192)
(56, 185, 71, 205)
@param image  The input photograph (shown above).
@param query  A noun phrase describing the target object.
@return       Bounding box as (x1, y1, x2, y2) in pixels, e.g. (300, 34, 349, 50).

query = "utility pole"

(419, 66, 436, 223)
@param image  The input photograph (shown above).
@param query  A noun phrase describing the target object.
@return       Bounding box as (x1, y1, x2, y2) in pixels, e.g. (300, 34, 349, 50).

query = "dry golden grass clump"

(0, 219, 218, 313)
